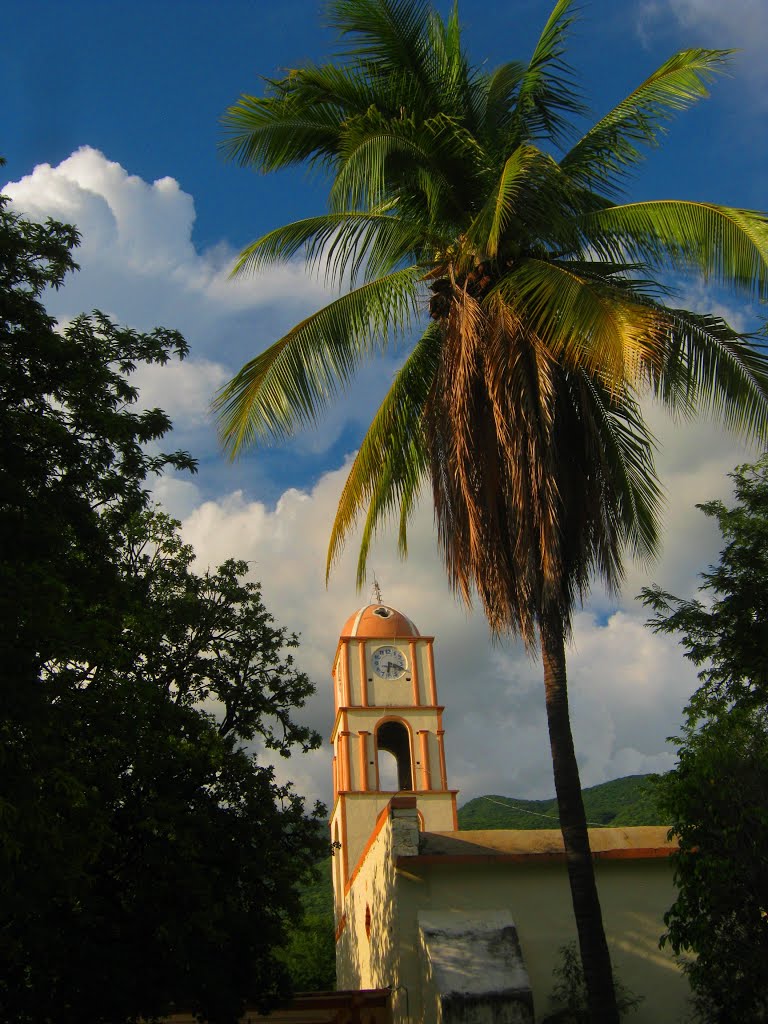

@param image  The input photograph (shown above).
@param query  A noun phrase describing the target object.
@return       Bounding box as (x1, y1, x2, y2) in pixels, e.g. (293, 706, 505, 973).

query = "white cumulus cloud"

(637, 0, 768, 90)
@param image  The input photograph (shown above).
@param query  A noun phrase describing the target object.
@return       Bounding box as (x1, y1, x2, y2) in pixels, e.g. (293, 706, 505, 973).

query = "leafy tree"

(279, 845, 335, 991)
(0, 196, 325, 1024)
(642, 454, 768, 717)
(216, 2, 768, 1019)
(641, 456, 768, 1021)
(278, 913, 337, 992)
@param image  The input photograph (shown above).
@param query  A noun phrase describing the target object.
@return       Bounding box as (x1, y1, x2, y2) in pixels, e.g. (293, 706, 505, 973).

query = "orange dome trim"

(340, 604, 420, 639)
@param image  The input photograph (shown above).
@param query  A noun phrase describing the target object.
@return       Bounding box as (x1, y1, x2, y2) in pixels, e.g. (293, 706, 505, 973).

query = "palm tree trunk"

(540, 614, 620, 1024)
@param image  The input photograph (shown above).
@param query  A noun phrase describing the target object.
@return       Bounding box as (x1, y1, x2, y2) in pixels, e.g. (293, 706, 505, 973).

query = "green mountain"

(457, 775, 668, 831)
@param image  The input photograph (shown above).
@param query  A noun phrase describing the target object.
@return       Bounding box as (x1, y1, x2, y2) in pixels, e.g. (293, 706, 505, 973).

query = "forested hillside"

(457, 775, 667, 830)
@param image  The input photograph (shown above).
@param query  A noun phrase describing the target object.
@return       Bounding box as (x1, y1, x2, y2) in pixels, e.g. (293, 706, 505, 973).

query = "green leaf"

(467, 144, 547, 256)
(501, 258, 666, 391)
(654, 307, 768, 441)
(561, 49, 733, 194)
(214, 267, 422, 454)
(512, 0, 585, 144)
(232, 210, 427, 286)
(327, 321, 441, 584)
(582, 200, 768, 299)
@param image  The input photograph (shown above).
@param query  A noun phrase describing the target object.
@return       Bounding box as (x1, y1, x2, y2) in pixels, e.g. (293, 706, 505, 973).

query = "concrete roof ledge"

(418, 910, 534, 1024)
(414, 826, 676, 862)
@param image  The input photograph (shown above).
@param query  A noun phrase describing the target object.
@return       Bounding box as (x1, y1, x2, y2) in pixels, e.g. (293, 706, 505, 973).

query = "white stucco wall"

(338, 806, 689, 1024)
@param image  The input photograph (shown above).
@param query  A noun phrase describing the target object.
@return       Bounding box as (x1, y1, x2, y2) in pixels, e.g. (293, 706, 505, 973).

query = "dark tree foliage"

(0, 196, 326, 1024)
(277, 913, 336, 992)
(641, 455, 768, 1022)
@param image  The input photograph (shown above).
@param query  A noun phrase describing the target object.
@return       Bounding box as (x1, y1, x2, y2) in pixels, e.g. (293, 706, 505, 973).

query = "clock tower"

(329, 601, 458, 917)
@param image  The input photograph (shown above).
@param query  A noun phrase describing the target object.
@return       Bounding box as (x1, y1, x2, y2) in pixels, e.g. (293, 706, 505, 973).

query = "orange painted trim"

(418, 730, 432, 791)
(332, 755, 338, 800)
(358, 640, 368, 707)
(451, 792, 458, 830)
(334, 912, 347, 942)
(409, 640, 420, 706)
(592, 847, 677, 861)
(344, 800, 394, 896)
(396, 847, 676, 867)
(340, 731, 352, 791)
(329, 713, 341, 745)
(373, 738, 381, 791)
(348, 704, 443, 713)
(332, 818, 342, 918)
(358, 731, 370, 792)
(342, 641, 352, 707)
(436, 730, 448, 790)
(426, 642, 438, 705)
(338, 634, 435, 642)
(340, 796, 349, 886)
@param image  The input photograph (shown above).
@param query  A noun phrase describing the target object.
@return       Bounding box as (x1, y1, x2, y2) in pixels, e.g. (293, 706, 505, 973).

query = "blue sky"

(6, 0, 766, 247)
(3, 0, 767, 806)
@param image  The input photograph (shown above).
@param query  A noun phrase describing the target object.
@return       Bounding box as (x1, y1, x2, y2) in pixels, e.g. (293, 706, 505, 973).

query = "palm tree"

(215, 1, 768, 1019)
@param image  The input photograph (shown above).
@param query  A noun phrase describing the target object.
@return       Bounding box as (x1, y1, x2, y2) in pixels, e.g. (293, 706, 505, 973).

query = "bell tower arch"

(329, 602, 458, 916)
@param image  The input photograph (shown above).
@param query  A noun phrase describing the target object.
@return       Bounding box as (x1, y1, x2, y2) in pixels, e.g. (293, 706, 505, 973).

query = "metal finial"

(372, 574, 383, 605)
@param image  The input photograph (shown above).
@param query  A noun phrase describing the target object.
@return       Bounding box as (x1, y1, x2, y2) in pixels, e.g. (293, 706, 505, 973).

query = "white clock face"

(372, 645, 407, 680)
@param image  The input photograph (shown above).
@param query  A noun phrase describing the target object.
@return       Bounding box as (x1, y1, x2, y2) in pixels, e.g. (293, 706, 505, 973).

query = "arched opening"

(376, 720, 412, 791)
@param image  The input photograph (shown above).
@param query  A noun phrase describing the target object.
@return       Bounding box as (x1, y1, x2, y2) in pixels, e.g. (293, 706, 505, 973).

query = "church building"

(330, 600, 690, 1024)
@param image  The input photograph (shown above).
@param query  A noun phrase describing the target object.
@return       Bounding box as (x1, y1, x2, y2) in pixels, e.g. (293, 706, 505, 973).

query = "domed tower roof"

(340, 603, 420, 639)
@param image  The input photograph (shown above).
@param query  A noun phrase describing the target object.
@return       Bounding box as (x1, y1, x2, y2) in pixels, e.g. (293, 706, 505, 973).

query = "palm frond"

(583, 201, 768, 299)
(327, 322, 441, 583)
(467, 144, 546, 256)
(512, 0, 585, 144)
(280, 62, 382, 115)
(577, 374, 662, 563)
(560, 49, 732, 194)
(654, 308, 768, 440)
(501, 258, 666, 392)
(231, 210, 427, 286)
(328, 0, 432, 82)
(477, 61, 526, 140)
(329, 122, 443, 212)
(214, 267, 421, 454)
(220, 91, 344, 172)
(424, 2, 474, 119)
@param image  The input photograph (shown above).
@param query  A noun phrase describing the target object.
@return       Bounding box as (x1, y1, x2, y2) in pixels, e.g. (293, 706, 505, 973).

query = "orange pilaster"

(418, 730, 432, 791)
(409, 640, 420, 706)
(340, 731, 351, 790)
(358, 731, 370, 791)
(358, 640, 368, 707)
(437, 729, 448, 789)
(342, 641, 351, 707)
(426, 642, 438, 705)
